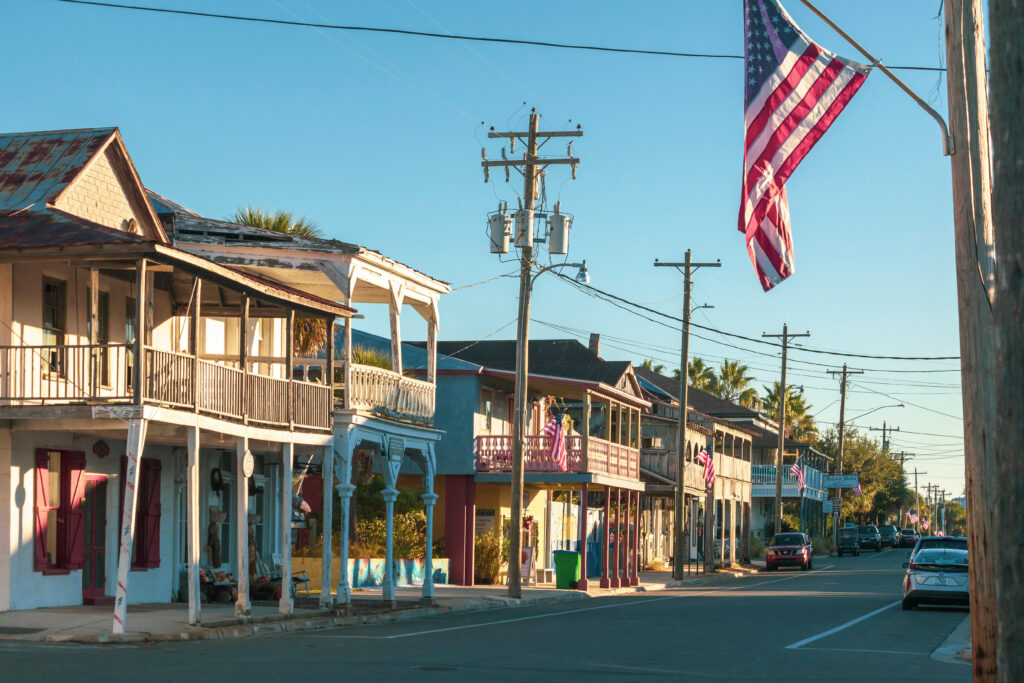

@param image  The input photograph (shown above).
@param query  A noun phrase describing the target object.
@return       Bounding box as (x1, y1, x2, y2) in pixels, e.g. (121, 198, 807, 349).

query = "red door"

(81, 475, 108, 602)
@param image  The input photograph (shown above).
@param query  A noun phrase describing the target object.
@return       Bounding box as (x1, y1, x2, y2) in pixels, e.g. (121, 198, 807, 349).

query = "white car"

(901, 547, 969, 610)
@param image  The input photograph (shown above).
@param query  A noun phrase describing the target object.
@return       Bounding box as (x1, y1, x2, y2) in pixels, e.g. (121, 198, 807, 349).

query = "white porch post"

(382, 486, 398, 604)
(279, 443, 294, 615)
(235, 437, 250, 618)
(187, 426, 201, 626)
(112, 417, 148, 634)
(426, 301, 439, 385)
(388, 282, 404, 375)
(334, 432, 354, 606)
(729, 499, 737, 566)
(421, 491, 438, 603)
(320, 445, 334, 608)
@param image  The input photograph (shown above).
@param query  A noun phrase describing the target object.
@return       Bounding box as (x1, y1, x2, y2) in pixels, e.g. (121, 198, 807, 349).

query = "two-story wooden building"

(0, 128, 351, 631)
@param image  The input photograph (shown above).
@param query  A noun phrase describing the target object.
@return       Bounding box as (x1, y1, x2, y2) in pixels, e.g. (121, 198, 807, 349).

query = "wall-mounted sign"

(242, 449, 255, 478)
(822, 500, 833, 514)
(823, 474, 859, 489)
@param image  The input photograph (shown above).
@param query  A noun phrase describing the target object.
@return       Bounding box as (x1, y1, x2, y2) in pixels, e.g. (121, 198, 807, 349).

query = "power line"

(54, 0, 947, 72)
(555, 273, 960, 362)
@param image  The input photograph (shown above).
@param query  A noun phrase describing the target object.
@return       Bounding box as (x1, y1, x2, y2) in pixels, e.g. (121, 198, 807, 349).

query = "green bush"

(474, 532, 509, 584)
(749, 534, 766, 558)
(811, 535, 832, 556)
(354, 510, 427, 559)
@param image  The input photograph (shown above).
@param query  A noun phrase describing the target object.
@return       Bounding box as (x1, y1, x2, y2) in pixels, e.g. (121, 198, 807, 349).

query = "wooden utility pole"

(828, 364, 862, 547)
(763, 324, 809, 535)
(944, 0, 998, 676)
(654, 251, 720, 580)
(483, 110, 582, 598)
(989, 0, 1023, 677)
(912, 468, 926, 533)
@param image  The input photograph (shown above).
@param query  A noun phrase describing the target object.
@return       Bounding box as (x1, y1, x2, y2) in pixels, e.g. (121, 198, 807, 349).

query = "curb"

(34, 569, 756, 645)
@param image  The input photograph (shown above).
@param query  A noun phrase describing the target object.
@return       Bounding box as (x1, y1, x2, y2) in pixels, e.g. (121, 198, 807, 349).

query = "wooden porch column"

(729, 499, 737, 566)
(235, 437, 250, 617)
(240, 295, 249, 423)
(112, 418, 148, 634)
(335, 433, 354, 605)
(581, 393, 591, 473)
(382, 486, 399, 604)
(622, 489, 631, 585)
(631, 490, 640, 585)
(577, 483, 589, 590)
(132, 259, 147, 403)
(343, 292, 353, 410)
(286, 309, 294, 428)
(187, 426, 202, 625)
(191, 278, 201, 412)
(421, 447, 438, 604)
(388, 282, 404, 375)
(426, 302, 438, 385)
(279, 443, 294, 615)
(610, 488, 621, 588)
(320, 444, 334, 608)
(719, 500, 726, 568)
(600, 488, 611, 588)
(89, 267, 99, 397)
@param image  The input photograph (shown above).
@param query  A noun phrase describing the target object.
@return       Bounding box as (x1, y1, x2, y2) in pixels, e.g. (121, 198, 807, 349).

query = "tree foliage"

(688, 357, 717, 391)
(816, 427, 912, 525)
(230, 205, 323, 238)
(715, 359, 761, 410)
(762, 382, 818, 441)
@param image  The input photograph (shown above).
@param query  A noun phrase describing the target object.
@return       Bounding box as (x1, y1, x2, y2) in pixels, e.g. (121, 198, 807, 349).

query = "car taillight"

(909, 563, 924, 571)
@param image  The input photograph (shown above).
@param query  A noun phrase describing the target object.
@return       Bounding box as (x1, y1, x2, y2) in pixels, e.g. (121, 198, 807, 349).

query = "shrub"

(354, 510, 427, 559)
(474, 532, 508, 584)
(811, 535, 832, 556)
(645, 558, 667, 572)
(749, 534, 766, 558)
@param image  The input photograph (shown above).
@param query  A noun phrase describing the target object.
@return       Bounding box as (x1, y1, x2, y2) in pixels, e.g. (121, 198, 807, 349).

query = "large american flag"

(696, 449, 715, 489)
(790, 458, 805, 492)
(740, 0, 869, 291)
(543, 414, 567, 472)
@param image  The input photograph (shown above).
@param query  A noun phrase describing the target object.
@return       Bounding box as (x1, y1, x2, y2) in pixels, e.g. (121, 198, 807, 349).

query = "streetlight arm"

(528, 260, 587, 289)
(846, 403, 905, 425)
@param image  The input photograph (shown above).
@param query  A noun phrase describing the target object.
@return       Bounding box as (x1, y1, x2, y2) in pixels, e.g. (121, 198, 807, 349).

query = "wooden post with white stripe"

(112, 418, 148, 634)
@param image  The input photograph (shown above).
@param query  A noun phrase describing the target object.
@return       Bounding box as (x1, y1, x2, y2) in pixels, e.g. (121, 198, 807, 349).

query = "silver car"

(901, 548, 969, 610)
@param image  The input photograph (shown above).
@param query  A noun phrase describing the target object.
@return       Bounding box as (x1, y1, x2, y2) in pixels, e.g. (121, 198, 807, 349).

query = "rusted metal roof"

(0, 128, 117, 211)
(0, 208, 148, 248)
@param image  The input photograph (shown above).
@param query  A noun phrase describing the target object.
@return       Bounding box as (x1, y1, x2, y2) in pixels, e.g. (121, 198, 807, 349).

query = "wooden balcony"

(0, 344, 332, 431)
(299, 359, 436, 425)
(475, 434, 639, 479)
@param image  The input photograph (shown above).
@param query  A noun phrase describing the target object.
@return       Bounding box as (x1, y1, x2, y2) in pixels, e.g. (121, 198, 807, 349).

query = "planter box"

(292, 557, 449, 592)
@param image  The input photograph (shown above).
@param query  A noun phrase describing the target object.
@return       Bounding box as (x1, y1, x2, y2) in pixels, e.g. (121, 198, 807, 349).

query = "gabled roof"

(146, 188, 199, 217)
(0, 128, 115, 210)
(0, 127, 166, 243)
(632, 366, 761, 419)
(0, 208, 149, 249)
(430, 339, 633, 387)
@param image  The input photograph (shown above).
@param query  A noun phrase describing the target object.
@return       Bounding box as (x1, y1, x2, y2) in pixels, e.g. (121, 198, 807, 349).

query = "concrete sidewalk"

(0, 567, 755, 644)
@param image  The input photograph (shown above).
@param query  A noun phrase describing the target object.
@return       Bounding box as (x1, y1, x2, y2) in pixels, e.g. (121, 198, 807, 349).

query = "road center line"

(297, 564, 835, 640)
(785, 601, 899, 650)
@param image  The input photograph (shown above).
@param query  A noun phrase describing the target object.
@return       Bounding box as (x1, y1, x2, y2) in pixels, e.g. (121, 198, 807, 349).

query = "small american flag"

(543, 414, 567, 472)
(853, 481, 862, 498)
(740, 0, 869, 291)
(696, 449, 715, 489)
(790, 459, 804, 492)
(908, 511, 919, 524)
(922, 518, 930, 531)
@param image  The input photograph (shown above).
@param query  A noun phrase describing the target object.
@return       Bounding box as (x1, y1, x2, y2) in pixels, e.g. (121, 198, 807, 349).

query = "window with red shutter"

(141, 460, 161, 568)
(33, 448, 85, 573)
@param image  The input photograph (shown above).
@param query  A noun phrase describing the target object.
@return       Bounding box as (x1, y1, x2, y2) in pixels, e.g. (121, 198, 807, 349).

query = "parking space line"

(785, 601, 899, 650)
(292, 564, 836, 640)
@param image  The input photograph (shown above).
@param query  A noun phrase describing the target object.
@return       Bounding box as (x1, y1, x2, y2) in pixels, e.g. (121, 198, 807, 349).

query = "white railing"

(0, 343, 133, 403)
(344, 362, 435, 424)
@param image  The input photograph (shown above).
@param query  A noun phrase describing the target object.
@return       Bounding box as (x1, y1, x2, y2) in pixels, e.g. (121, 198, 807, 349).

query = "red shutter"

(65, 452, 87, 570)
(141, 460, 162, 568)
(33, 450, 50, 571)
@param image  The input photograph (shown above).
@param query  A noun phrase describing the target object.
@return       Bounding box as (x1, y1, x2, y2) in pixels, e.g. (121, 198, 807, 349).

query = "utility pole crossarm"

(488, 130, 583, 139)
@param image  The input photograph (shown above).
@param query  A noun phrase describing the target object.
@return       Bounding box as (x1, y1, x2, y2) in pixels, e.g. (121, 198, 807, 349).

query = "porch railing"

(316, 361, 435, 424)
(0, 343, 133, 403)
(0, 344, 331, 431)
(752, 463, 821, 487)
(475, 434, 637, 479)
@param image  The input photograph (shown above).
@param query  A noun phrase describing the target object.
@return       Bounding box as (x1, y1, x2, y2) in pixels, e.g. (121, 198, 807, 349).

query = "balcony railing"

(297, 359, 436, 425)
(0, 344, 331, 431)
(475, 434, 639, 479)
(642, 451, 751, 485)
(751, 464, 822, 488)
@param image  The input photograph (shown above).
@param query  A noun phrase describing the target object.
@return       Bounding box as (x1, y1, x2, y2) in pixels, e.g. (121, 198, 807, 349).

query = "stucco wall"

(7, 431, 177, 610)
(432, 374, 480, 475)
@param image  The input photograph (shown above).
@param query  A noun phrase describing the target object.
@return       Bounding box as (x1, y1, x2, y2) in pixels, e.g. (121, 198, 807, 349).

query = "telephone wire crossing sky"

(739, 0, 870, 291)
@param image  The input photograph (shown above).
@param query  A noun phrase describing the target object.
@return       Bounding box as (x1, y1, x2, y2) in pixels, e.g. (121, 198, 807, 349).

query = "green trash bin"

(552, 550, 581, 589)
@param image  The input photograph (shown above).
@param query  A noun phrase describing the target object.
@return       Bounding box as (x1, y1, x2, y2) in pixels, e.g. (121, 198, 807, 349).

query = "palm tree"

(640, 358, 666, 374)
(715, 359, 760, 409)
(761, 382, 817, 440)
(230, 206, 323, 238)
(687, 357, 717, 392)
(231, 205, 327, 357)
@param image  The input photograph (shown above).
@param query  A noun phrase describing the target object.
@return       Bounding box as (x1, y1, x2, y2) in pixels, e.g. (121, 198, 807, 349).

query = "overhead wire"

(54, 0, 947, 73)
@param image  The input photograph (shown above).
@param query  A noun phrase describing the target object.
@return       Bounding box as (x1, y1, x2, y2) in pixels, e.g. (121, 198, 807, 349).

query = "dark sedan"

(858, 525, 882, 552)
(901, 529, 920, 548)
(879, 526, 900, 548)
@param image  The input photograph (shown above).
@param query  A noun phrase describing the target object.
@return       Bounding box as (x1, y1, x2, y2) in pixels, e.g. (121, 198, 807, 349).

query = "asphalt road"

(0, 549, 970, 682)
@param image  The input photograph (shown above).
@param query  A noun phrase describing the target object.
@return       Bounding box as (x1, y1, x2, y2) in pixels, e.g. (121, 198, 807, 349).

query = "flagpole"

(796, 0, 953, 156)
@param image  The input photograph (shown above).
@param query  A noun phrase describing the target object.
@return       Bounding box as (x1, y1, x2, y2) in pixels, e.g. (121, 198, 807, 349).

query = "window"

(34, 449, 86, 573)
(119, 457, 162, 569)
(480, 389, 494, 433)
(42, 279, 67, 375)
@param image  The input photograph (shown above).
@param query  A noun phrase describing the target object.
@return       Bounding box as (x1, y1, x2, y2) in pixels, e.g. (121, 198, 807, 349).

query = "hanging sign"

(242, 449, 255, 478)
(823, 474, 859, 489)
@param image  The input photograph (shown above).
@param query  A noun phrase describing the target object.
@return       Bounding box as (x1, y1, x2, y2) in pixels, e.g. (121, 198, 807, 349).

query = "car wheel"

(855, 550, 860, 556)
(901, 596, 916, 610)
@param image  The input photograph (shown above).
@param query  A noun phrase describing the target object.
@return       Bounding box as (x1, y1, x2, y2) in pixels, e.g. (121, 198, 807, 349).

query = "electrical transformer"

(547, 212, 572, 255)
(513, 210, 533, 249)
(488, 212, 511, 254)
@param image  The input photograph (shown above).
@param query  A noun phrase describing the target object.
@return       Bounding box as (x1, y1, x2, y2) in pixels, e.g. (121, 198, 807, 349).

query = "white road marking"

(797, 646, 929, 656)
(295, 564, 836, 640)
(785, 601, 899, 650)
(867, 548, 898, 559)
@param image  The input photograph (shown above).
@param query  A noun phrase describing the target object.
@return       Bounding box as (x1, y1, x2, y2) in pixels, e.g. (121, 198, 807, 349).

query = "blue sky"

(3, 0, 965, 498)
